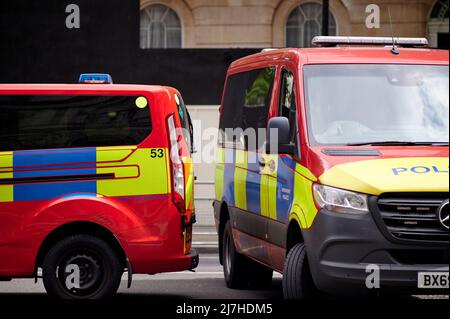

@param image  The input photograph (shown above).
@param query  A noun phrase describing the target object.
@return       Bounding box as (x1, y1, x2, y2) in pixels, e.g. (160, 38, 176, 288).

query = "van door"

(264, 68, 299, 271)
(218, 67, 275, 265)
(173, 92, 196, 253)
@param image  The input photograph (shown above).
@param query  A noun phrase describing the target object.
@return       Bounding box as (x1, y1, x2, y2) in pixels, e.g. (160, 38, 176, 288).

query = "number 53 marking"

(150, 149, 164, 158)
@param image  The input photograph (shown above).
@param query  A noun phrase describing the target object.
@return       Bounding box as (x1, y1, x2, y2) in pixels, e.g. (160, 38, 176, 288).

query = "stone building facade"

(140, 0, 449, 236)
(139, 0, 449, 49)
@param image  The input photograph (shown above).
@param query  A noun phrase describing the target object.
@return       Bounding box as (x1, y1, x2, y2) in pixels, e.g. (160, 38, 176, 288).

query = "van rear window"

(0, 95, 152, 151)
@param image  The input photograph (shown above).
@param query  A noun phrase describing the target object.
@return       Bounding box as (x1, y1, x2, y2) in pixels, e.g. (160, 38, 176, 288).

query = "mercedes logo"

(438, 200, 449, 230)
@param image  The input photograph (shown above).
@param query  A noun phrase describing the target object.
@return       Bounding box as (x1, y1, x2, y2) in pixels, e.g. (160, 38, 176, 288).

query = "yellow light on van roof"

(135, 96, 148, 109)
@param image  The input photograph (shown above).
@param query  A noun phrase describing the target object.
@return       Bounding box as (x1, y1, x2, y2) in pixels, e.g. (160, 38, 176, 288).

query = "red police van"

(0, 74, 198, 299)
(214, 38, 449, 298)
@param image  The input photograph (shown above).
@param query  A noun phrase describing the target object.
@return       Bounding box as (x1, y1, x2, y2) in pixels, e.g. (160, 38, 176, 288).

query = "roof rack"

(312, 36, 429, 48)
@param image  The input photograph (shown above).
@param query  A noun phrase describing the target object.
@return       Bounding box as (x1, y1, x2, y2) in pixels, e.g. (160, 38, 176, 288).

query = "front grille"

(377, 193, 449, 243)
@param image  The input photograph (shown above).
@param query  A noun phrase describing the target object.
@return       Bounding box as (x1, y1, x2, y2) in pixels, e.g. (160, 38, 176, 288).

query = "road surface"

(0, 254, 446, 300)
(0, 254, 283, 300)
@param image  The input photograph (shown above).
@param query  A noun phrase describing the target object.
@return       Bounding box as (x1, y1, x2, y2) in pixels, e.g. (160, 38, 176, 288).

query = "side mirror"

(266, 117, 296, 155)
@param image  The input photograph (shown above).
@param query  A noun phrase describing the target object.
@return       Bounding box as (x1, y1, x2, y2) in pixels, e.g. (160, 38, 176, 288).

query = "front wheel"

(42, 235, 123, 300)
(282, 242, 317, 299)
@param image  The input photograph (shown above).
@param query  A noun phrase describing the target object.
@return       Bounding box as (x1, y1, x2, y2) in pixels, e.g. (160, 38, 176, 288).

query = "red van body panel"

(0, 84, 197, 278)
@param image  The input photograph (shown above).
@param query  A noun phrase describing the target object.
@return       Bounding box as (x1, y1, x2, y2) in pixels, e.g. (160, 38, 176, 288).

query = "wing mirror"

(266, 117, 296, 155)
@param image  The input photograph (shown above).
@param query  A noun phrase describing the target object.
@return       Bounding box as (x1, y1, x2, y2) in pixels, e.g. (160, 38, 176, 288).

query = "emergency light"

(79, 73, 113, 84)
(312, 36, 429, 48)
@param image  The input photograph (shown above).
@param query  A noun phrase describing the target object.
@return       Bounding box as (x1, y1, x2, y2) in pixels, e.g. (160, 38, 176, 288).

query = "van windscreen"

(0, 95, 152, 151)
(304, 64, 449, 146)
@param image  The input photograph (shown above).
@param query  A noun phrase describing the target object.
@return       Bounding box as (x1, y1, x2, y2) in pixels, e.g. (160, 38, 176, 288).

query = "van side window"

(0, 95, 152, 151)
(279, 69, 297, 145)
(219, 67, 275, 151)
(175, 93, 194, 153)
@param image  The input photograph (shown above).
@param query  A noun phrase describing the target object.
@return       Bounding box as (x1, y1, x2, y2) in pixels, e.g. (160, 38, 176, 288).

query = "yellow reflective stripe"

(267, 176, 277, 220)
(234, 150, 248, 211)
(260, 174, 269, 218)
(291, 163, 318, 229)
(296, 165, 318, 182)
(97, 148, 169, 197)
(0, 152, 13, 203)
(289, 209, 306, 230)
(215, 148, 225, 201)
(261, 154, 278, 219)
(166, 147, 172, 193)
(184, 158, 194, 210)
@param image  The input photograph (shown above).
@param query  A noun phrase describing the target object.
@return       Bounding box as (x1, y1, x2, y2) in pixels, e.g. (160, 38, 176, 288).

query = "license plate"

(418, 272, 449, 289)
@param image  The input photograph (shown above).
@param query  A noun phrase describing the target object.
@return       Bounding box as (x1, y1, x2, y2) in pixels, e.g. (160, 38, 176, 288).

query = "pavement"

(193, 225, 219, 254)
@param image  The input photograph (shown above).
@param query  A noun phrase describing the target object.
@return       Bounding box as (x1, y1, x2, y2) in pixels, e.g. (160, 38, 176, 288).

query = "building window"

(140, 4, 182, 49)
(428, 0, 449, 49)
(286, 3, 337, 48)
(431, 0, 449, 19)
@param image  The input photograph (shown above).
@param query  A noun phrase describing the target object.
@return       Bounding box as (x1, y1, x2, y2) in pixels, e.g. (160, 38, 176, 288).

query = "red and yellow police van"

(0, 74, 198, 299)
(214, 37, 449, 298)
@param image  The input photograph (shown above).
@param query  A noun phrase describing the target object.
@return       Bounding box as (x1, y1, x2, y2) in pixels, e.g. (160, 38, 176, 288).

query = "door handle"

(259, 157, 266, 167)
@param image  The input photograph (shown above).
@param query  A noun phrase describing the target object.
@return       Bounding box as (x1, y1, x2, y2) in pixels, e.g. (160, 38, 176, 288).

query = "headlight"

(313, 184, 369, 214)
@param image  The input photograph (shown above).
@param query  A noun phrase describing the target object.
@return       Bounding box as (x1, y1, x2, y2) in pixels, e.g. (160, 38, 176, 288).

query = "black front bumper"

(303, 203, 449, 295)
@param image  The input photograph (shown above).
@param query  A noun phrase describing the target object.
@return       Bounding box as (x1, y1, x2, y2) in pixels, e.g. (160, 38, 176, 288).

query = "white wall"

(188, 105, 220, 227)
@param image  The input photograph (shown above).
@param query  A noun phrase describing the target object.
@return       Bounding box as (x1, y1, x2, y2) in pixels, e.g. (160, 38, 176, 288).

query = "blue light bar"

(79, 73, 113, 84)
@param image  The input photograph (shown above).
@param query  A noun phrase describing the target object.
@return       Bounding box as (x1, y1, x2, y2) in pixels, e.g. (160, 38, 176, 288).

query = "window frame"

(219, 67, 277, 152)
(0, 94, 154, 152)
(140, 4, 183, 49)
(285, 2, 338, 48)
(278, 67, 300, 158)
(430, 0, 449, 19)
(428, 0, 449, 48)
(174, 93, 194, 154)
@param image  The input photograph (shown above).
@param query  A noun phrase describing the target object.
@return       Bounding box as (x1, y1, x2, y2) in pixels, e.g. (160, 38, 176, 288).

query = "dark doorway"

(438, 33, 449, 50)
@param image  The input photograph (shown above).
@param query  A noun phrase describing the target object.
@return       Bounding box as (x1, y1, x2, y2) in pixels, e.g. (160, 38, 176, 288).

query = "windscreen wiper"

(347, 141, 450, 147)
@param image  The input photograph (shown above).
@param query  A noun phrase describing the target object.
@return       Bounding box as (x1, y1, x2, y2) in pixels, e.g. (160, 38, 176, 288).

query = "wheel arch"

(35, 221, 128, 272)
(286, 219, 304, 254)
(218, 201, 230, 265)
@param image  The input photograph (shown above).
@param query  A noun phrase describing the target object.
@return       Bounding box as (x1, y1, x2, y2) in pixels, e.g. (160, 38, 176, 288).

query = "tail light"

(167, 114, 186, 213)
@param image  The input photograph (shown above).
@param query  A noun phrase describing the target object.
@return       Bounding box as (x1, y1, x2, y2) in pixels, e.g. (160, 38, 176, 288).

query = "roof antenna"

(388, 7, 400, 55)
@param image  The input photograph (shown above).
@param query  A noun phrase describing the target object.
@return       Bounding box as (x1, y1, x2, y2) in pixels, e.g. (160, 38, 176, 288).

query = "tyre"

(282, 242, 317, 299)
(222, 221, 273, 289)
(42, 235, 123, 300)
